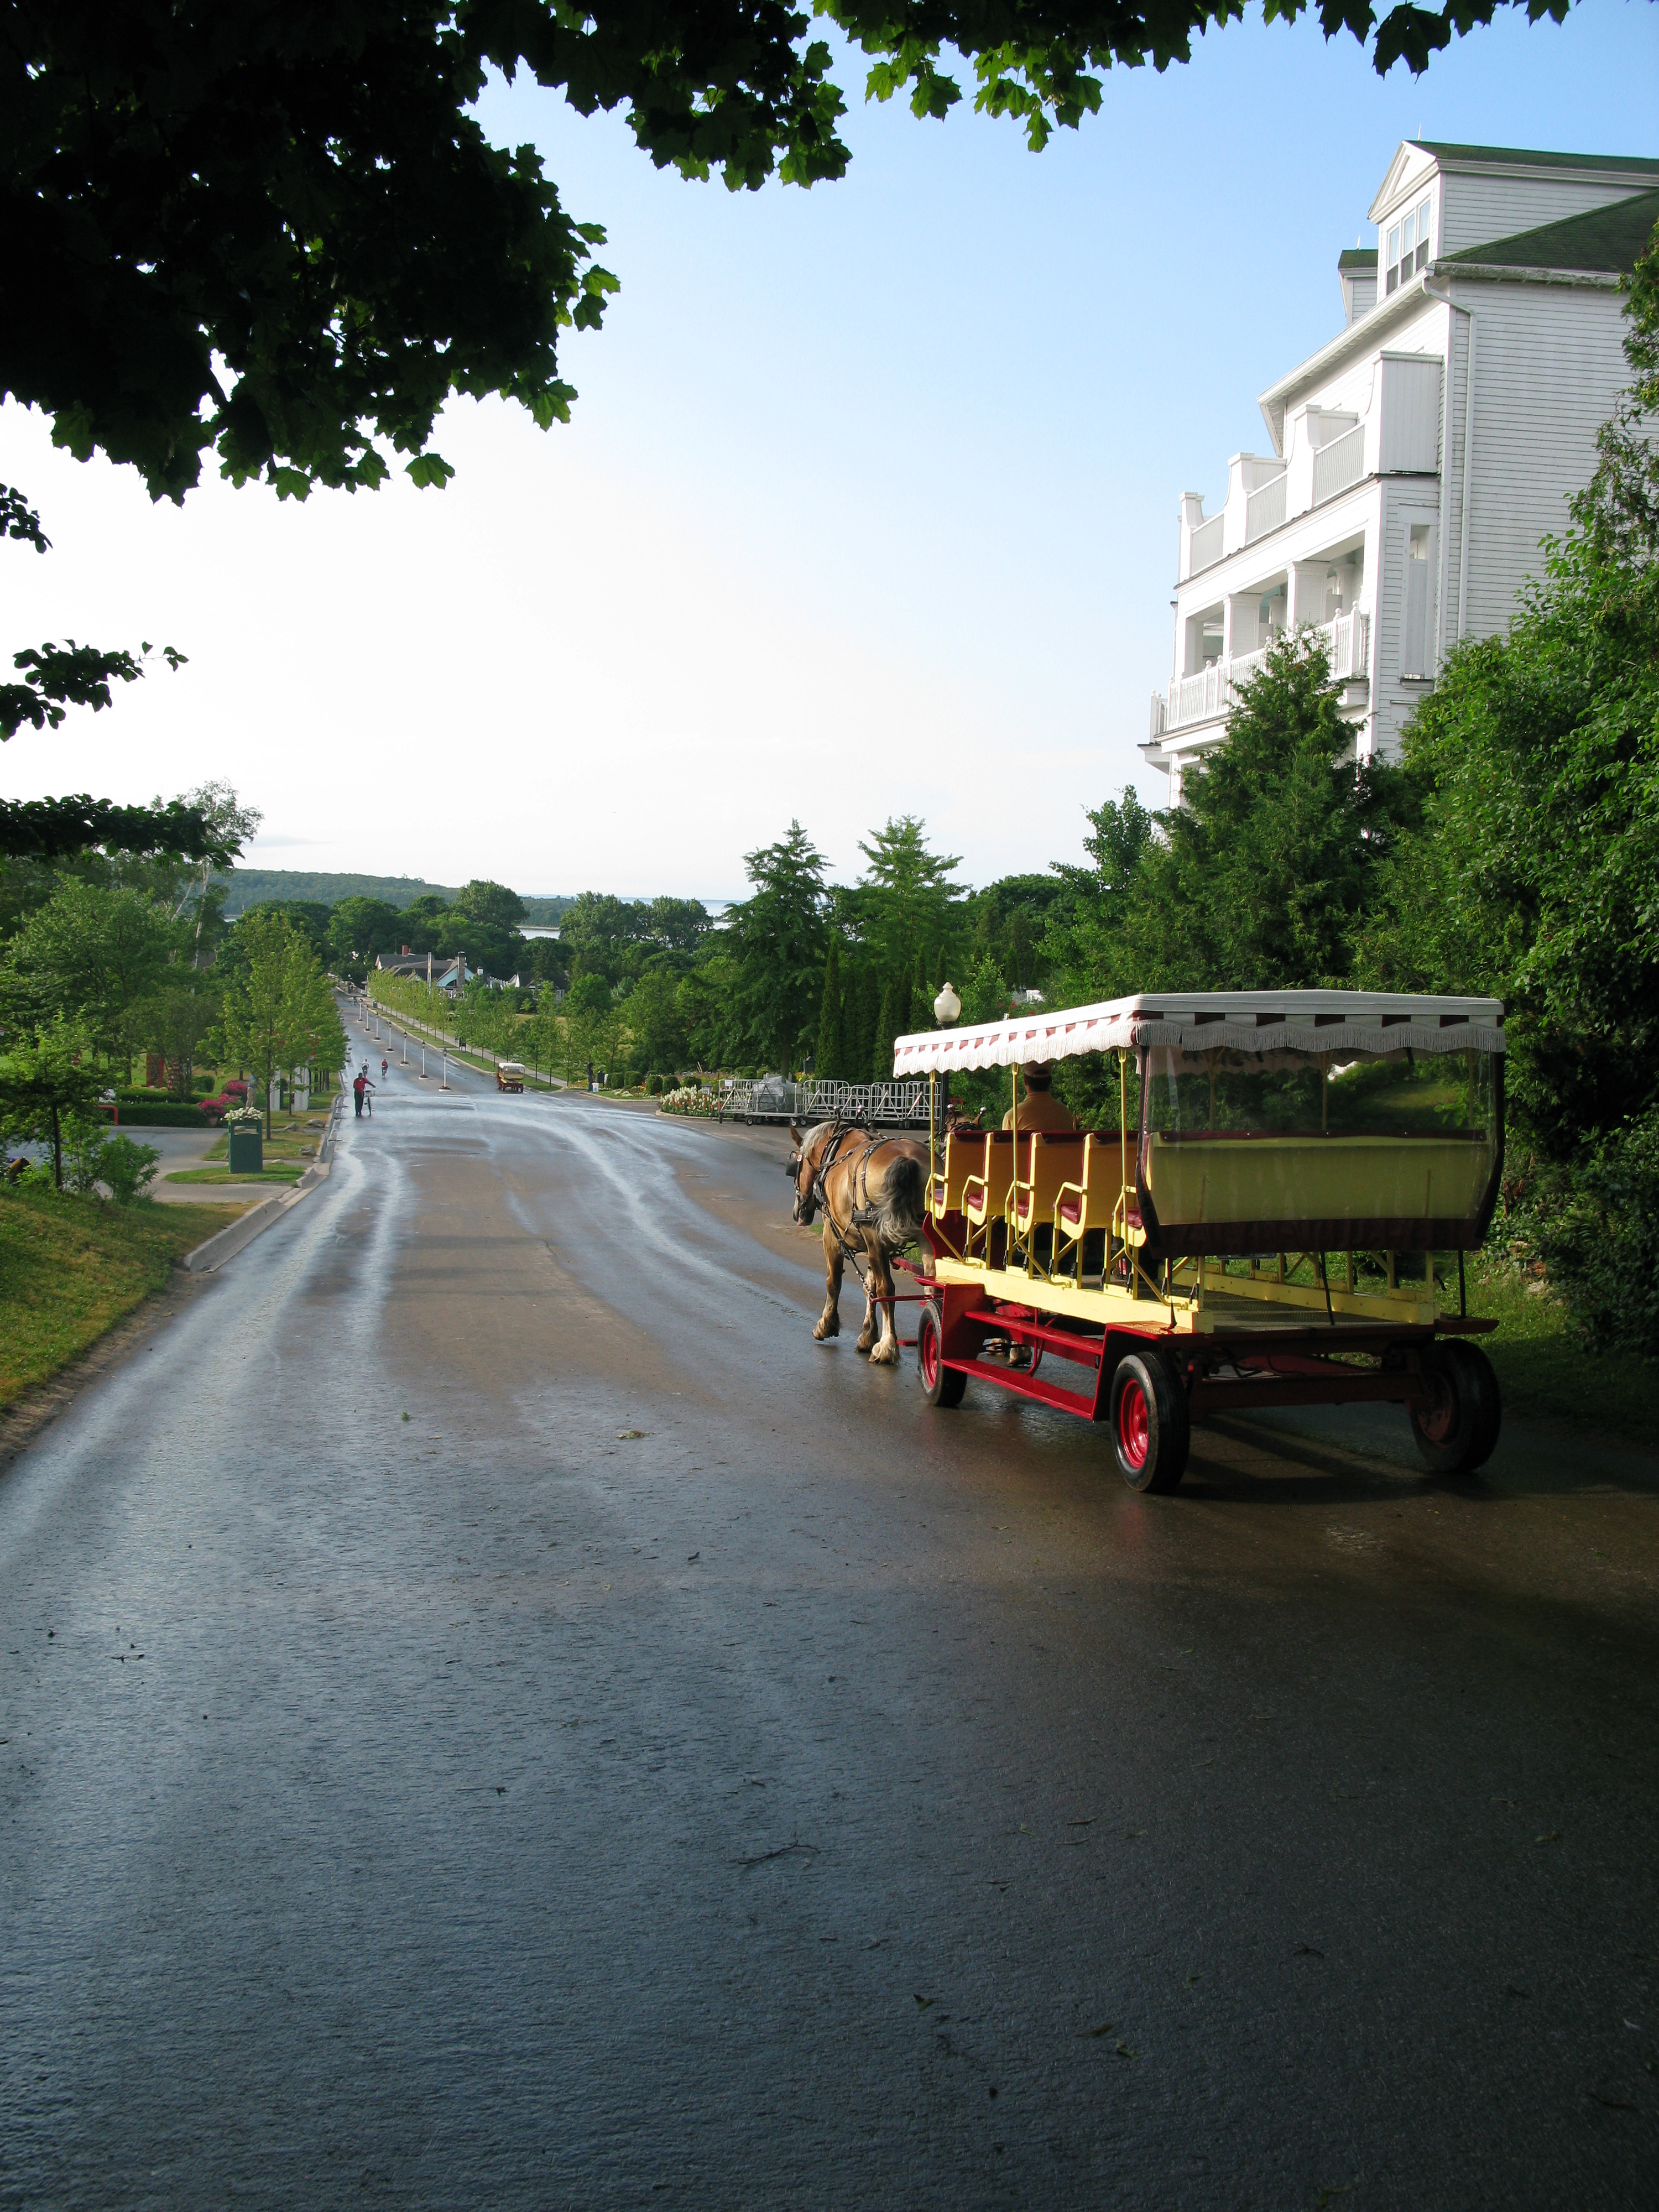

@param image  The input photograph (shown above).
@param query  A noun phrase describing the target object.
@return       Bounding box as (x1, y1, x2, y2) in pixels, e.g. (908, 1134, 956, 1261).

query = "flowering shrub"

(657, 1084, 718, 1117)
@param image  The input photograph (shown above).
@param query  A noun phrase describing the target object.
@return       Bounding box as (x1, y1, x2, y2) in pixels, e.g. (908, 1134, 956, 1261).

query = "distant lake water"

(518, 904, 731, 942)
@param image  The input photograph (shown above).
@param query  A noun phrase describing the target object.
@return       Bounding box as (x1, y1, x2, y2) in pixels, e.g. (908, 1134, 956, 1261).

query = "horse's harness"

(789, 1119, 890, 1281)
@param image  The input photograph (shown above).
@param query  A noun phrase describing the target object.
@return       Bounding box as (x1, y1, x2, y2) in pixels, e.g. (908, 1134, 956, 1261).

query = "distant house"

(1144, 139, 1659, 800)
(376, 952, 470, 992)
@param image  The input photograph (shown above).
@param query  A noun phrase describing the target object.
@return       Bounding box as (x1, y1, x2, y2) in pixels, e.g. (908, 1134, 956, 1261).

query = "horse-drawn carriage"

(495, 1061, 526, 1093)
(874, 989, 1505, 1493)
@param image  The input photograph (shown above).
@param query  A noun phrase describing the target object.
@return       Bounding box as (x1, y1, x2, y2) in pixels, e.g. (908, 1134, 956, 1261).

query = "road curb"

(182, 1093, 343, 1275)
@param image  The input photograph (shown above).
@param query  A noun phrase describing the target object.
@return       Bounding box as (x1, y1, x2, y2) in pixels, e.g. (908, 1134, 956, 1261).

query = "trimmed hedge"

(107, 1103, 215, 1128)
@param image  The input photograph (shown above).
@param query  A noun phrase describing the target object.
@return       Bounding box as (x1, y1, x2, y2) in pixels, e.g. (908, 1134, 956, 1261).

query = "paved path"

(2, 1048, 1656, 2210)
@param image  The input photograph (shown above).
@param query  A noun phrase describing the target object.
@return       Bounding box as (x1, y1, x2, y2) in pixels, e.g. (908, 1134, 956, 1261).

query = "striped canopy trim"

(893, 990, 1505, 1075)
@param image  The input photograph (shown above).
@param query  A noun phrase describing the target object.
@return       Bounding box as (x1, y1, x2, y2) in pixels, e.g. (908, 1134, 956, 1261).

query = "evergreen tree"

(872, 977, 899, 1083)
(1125, 637, 1407, 993)
(853, 963, 880, 1081)
(816, 940, 842, 1080)
(724, 820, 828, 1070)
(855, 817, 965, 980)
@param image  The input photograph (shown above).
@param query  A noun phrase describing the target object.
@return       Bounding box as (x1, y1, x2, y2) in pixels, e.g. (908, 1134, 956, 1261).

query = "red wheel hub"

(920, 1317, 940, 1391)
(1118, 1375, 1150, 1470)
(1419, 1366, 1457, 1443)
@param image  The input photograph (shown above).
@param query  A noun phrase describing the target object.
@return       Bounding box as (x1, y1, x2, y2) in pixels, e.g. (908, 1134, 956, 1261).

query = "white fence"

(1152, 612, 1370, 740)
(1313, 420, 1368, 503)
(1187, 512, 1225, 575)
(1244, 471, 1287, 544)
(720, 1078, 931, 1124)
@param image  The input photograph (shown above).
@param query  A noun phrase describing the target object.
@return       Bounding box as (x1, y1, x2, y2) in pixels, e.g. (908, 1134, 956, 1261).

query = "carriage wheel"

(917, 1301, 966, 1408)
(1410, 1341, 1502, 1474)
(1109, 1350, 1190, 1494)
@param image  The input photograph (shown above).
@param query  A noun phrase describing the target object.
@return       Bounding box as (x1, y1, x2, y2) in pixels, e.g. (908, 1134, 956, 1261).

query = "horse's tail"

(878, 1150, 927, 1247)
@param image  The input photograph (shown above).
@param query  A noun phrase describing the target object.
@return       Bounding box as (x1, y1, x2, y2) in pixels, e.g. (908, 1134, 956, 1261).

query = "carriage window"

(1142, 1047, 1496, 1139)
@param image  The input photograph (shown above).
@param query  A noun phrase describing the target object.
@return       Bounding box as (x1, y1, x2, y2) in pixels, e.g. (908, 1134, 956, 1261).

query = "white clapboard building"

(1144, 140, 1659, 799)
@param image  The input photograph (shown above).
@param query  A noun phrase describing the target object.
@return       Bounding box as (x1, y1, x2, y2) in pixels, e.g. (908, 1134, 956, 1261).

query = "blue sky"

(4, 1, 1656, 898)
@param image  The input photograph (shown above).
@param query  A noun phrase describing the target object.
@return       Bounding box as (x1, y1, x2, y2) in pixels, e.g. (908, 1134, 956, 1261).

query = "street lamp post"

(931, 980, 961, 1161)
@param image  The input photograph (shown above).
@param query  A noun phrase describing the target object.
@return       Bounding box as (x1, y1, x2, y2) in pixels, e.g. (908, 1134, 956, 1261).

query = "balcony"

(1177, 353, 1442, 584)
(1244, 471, 1287, 544)
(1313, 420, 1366, 504)
(1149, 612, 1370, 742)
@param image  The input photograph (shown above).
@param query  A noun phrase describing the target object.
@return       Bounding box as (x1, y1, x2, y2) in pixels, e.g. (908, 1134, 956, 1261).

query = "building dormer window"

(1386, 198, 1432, 294)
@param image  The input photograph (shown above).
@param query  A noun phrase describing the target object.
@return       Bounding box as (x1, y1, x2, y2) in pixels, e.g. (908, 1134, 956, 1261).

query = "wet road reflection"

(2, 1032, 1656, 2209)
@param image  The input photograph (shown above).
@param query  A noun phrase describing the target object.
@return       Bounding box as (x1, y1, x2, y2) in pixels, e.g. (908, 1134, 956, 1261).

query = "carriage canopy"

(893, 990, 1505, 1074)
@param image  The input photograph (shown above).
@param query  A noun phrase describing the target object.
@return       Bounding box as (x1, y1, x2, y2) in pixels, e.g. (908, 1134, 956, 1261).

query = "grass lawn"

(1465, 1254, 1659, 1449)
(165, 1162, 306, 1185)
(0, 1189, 242, 1409)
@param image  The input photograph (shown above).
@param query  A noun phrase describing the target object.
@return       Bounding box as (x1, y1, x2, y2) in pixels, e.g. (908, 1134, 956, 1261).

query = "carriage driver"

(1003, 1062, 1077, 1133)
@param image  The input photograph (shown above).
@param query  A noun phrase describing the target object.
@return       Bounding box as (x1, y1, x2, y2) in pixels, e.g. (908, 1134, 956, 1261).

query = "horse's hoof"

(813, 1319, 839, 1341)
(869, 1342, 899, 1366)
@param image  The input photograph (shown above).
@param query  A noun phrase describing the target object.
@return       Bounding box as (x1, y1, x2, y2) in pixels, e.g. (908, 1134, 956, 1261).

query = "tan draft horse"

(787, 1121, 931, 1365)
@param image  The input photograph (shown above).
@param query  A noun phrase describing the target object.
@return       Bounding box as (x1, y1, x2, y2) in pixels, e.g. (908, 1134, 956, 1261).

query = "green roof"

(1446, 187, 1659, 274)
(1415, 141, 1659, 176)
(1338, 248, 1378, 270)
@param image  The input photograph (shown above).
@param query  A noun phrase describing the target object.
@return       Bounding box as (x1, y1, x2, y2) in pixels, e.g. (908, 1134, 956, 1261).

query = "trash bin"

(227, 1125, 263, 1175)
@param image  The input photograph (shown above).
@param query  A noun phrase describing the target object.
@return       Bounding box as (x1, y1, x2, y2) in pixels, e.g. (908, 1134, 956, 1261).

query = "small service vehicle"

(894, 990, 1505, 1493)
(495, 1061, 526, 1093)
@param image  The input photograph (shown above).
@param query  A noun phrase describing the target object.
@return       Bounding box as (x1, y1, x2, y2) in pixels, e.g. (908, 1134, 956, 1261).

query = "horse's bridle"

(788, 1117, 869, 1227)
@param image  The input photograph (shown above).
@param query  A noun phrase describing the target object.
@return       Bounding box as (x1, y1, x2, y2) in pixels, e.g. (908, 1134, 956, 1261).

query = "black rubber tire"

(1410, 1339, 1503, 1474)
(1109, 1349, 1191, 1494)
(917, 1300, 966, 1408)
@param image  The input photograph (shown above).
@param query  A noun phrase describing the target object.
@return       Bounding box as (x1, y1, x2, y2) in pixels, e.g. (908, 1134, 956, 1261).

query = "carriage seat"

(1054, 1133, 1133, 1238)
(929, 1128, 987, 1218)
(1011, 1133, 1087, 1238)
(962, 1131, 1015, 1227)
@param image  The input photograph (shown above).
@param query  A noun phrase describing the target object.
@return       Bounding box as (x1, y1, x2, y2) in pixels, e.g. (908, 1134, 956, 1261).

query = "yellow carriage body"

(895, 989, 1505, 1336)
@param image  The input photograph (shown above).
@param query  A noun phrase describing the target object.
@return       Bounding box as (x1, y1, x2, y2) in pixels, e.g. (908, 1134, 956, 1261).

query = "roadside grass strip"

(1466, 1253, 1659, 1448)
(166, 1163, 307, 1185)
(0, 1190, 242, 1407)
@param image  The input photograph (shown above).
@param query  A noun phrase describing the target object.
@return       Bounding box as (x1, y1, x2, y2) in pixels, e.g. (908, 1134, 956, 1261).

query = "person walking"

(361, 1065, 375, 1117)
(380, 1056, 389, 1082)
(352, 1071, 366, 1119)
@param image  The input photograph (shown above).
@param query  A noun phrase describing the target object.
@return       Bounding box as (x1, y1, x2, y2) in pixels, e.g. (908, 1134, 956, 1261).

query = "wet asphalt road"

(3, 1020, 1657, 2210)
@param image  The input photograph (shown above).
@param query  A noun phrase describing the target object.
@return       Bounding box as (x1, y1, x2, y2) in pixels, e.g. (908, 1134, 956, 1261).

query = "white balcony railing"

(1155, 613, 1370, 741)
(1244, 471, 1287, 544)
(1188, 513, 1225, 575)
(1313, 420, 1367, 503)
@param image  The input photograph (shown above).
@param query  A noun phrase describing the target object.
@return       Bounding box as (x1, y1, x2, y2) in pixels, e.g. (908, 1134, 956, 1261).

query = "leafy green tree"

(328, 896, 404, 972)
(398, 894, 453, 953)
(624, 965, 688, 1073)
(216, 911, 347, 1133)
(647, 899, 711, 955)
(451, 880, 527, 932)
(1042, 787, 1157, 999)
(4, 874, 174, 1070)
(0, 1014, 104, 1189)
(1123, 637, 1407, 993)
(137, 979, 222, 1097)
(3, 0, 1568, 515)
(726, 821, 827, 1071)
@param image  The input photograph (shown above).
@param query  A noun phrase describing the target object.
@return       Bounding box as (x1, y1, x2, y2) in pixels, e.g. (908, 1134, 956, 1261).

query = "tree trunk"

(50, 1101, 62, 1190)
